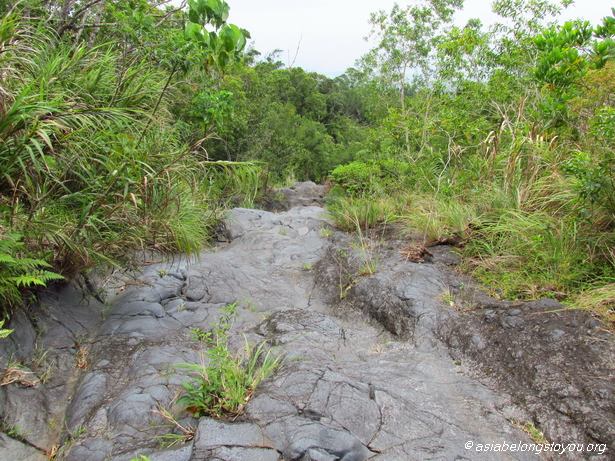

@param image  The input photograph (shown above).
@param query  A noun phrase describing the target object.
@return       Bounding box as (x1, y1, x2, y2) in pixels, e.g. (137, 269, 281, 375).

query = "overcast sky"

(221, 0, 611, 76)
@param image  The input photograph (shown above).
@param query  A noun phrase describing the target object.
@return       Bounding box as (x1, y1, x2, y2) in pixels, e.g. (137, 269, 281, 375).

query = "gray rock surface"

(0, 433, 47, 461)
(260, 181, 327, 211)
(1, 183, 611, 461)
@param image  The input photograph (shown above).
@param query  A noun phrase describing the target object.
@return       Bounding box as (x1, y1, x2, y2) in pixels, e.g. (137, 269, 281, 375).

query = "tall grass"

(327, 196, 398, 232)
(330, 124, 615, 323)
(201, 161, 268, 208)
(464, 210, 602, 297)
(573, 284, 615, 328)
(402, 196, 478, 243)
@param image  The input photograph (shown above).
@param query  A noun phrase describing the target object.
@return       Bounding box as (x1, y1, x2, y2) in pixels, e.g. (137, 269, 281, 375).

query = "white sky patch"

(205, 0, 612, 76)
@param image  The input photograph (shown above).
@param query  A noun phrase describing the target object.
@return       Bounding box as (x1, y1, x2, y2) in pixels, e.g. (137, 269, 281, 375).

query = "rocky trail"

(1, 183, 613, 461)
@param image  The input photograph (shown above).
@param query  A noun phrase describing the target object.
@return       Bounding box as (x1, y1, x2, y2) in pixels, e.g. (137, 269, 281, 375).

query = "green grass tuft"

(177, 304, 280, 418)
(327, 196, 398, 232)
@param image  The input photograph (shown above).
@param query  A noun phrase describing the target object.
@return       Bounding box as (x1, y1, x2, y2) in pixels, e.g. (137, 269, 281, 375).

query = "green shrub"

(330, 159, 412, 196)
(0, 10, 266, 280)
(563, 108, 615, 220)
(330, 162, 380, 196)
(0, 233, 63, 311)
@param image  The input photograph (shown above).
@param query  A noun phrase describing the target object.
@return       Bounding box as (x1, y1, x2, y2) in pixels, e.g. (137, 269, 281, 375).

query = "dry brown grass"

(400, 244, 432, 263)
(0, 365, 39, 387)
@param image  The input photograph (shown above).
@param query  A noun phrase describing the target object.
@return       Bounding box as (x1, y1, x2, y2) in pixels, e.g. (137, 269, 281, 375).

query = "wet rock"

(274, 420, 372, 461)
(300, 448, 337, 461)
(549, 328, 565, 340)
(471, 334, 486, 350)
(444, 297, 615, 452)
(101, 316, 182, 337)
(348, 278, 415, 337)
(0, 310, 37, 365)
(223, 208, 274, 240)
(500, 314, 524, 329)
(108, 392, 158, 430)
(484, 310, 497, 323)
(257, 309, 342, 345)
(526, 298, 561, 310)
(429, 245, 462, 266)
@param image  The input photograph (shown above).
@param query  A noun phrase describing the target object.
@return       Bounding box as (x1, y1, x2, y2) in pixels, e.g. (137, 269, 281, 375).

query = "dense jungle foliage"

(0, 0, 613, 327)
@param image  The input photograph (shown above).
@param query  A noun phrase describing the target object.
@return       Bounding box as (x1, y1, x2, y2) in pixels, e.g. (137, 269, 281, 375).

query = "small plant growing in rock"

(358, 260, 377, 276)
(178, 339, 280, 418)
(302, 262, 313, 271)
(521, 421, 547, 444)
(319, 227, 333, 238)
(191, 327, 213, 344)
(31, 346, 55, 384)
(177, 304, 280, 418)
(0, 420, 24, 441)
(441, 288, 456, 308)
(0, 320, 12, 339)
(190, 303, 237, 345)
(153, 405, 195, 448)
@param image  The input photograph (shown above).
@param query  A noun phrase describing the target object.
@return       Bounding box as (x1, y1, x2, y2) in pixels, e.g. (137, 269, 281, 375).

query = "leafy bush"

(0, 234, 63, 310)
(330, 162, 382, 196)
(0, 5, 263, 283)
(330, 159, 412, 196)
